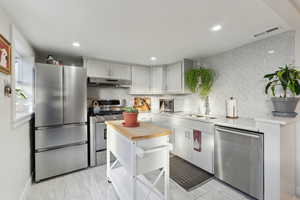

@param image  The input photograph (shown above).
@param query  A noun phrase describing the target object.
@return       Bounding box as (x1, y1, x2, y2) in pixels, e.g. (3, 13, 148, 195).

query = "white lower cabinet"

(191, 130, 214, 173)
(173, 123, 214, 174)
(174, 127, 193, 162)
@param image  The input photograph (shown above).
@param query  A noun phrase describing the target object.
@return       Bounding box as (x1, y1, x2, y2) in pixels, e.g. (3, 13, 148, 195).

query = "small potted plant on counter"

(264, 64, 300, 117)
(122, 106, 139, 127)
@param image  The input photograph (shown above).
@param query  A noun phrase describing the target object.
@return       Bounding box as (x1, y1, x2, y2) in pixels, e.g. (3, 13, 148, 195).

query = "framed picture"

(134, 97, 151, 112)
(0, 34, 11, 75)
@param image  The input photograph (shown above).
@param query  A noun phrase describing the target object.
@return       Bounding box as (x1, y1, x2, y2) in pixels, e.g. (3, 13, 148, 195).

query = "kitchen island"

(105, 120, 172, 200)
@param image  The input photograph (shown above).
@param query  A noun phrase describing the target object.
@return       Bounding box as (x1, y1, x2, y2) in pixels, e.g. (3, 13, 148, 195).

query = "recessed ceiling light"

(72, 42, 80, 47)
(150, 57, 157, 61)
(268, 50, 275, 54)
(211, 25, 222, 32)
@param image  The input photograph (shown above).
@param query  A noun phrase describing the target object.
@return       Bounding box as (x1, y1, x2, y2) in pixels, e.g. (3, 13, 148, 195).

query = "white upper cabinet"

(86, 59, 110, 78)
(150, 66, 164, 93)
(85, 58, 131, 80)
(131, 65, 151, 93)
(110, 63, 131, 80)
(165, 59, 193, 94)
(166, 62, 182, 93)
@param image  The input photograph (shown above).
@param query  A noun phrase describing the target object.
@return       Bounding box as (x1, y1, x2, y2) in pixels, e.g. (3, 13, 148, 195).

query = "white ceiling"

(0, 0, 291, 65)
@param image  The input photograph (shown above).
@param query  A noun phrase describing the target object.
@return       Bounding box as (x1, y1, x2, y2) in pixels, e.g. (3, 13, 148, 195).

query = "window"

(13, 50, 34, 120)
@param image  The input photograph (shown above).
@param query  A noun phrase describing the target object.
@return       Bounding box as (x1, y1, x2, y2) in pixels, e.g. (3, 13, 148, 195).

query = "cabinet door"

(191, 130, 214, 173)
(110, 63, 131, 80)
(174, 127, 192, 161)
(131, 66, 150, 93)
(86, 59, 110, 78)
(150, 66, 164, 93)
(166, 62, 182, 93)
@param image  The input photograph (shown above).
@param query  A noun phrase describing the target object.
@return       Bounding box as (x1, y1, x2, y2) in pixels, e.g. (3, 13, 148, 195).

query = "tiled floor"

(26, 165, 252, 200)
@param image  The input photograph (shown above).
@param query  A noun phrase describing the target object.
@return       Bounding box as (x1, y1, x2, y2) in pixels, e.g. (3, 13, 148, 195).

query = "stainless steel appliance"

(87, 77, 131, 88)
(34, 63, 88, 182)
(214, 126, 264, 200)
(89, 99, 122, 167)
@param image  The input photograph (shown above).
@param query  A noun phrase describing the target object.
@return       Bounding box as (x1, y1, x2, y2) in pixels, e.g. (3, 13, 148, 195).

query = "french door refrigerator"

(34, 63, 88, 182)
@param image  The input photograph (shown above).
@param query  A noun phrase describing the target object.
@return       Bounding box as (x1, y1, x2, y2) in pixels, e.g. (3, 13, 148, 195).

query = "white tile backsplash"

(198, 31, 295, 118)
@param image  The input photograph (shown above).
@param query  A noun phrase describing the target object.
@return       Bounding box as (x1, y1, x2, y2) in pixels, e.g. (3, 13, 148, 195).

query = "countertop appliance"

(214, 126, 264, 200)
(34, 63, 88, 182)
(89, 99, 122, 167)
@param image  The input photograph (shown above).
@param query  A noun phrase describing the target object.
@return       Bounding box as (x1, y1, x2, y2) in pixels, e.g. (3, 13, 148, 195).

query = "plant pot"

(123, 112, 138, 126)
(271, 97, 299, 117)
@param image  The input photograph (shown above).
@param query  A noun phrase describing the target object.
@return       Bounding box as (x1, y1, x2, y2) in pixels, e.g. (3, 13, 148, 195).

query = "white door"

(86, 59, 110, 78)
(131, 66, 150, 93)
(151, 66, 164, 93)
(166, 62, 182, 93)
(110, 63, 131, 80)
(191, 129, 214, 173)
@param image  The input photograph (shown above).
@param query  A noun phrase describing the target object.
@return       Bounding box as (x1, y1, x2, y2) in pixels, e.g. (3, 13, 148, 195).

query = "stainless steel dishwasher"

(214, 126, 264, 200)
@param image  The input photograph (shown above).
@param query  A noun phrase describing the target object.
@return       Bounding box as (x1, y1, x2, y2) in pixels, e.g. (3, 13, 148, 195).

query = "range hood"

(88, 77, 132, 88)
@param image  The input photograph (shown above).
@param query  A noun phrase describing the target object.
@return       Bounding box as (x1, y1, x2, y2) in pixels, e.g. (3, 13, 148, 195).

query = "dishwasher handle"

(215, 128, 260, 139)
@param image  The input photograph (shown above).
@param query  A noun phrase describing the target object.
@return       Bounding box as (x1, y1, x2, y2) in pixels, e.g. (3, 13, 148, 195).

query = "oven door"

(95, 123, 107, 151)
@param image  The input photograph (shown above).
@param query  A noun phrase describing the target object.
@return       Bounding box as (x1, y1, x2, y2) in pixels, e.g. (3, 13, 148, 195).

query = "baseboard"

(19, 176, 32, 200)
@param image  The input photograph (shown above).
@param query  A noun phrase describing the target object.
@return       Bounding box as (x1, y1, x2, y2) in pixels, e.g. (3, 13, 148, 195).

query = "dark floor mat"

(170, 155, 213, 191)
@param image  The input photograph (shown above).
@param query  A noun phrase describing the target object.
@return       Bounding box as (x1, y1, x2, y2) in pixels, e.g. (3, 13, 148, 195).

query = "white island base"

(106, 121, 172, 200)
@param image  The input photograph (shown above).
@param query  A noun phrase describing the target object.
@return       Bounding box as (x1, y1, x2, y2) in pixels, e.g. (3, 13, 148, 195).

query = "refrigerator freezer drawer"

(35, 143, 88, 181)
(35, 124, 87, 150)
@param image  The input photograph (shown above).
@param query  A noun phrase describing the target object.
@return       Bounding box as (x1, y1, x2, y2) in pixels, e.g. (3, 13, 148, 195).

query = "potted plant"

(185, 68, 215, 97)
(122, 106, 139, 127)
(185, 68, 215, 115)
(264, 64, 300, 117)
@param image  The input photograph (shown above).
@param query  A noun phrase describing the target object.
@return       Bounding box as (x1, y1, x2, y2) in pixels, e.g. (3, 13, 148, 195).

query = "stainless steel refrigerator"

(34, 63, 88, 182)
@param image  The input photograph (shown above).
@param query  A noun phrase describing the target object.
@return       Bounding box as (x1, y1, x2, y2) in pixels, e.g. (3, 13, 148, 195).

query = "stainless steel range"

(89, 99, 123, 167)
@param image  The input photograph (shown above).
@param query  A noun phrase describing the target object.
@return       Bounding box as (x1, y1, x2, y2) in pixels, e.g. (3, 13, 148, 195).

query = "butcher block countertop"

(105, 120, 172, 140)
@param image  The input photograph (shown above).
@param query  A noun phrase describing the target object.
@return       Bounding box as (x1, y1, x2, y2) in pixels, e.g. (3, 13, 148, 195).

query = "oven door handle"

(104, 128, 107, 140)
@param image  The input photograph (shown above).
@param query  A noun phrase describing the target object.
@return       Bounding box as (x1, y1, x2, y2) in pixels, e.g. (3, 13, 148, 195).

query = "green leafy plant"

(264, 64, 300, 98)
(15, 88, 27, 99)
(185, 68, 215, 97)
(123, 106, 138, 113)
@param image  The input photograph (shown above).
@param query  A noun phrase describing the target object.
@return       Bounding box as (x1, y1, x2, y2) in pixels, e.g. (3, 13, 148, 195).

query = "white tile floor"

(26, 165, 253, 200)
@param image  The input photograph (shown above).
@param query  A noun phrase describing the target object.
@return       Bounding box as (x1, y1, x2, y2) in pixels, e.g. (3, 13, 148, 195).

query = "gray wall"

(200, 31, 295, 118)
(0, 6, 32, 200)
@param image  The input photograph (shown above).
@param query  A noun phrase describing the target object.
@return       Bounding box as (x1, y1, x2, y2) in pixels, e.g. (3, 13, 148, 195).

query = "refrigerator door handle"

(35, 123, 87, 130)
(35, 141, 87, 153)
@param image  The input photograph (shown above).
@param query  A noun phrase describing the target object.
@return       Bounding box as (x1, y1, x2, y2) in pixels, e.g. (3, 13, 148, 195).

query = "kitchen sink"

(188, 114, 217, 120)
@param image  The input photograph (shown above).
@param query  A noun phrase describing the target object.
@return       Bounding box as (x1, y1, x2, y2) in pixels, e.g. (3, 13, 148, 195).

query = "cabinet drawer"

(35, 125, 87, 150)
(35, 144, 88, 181)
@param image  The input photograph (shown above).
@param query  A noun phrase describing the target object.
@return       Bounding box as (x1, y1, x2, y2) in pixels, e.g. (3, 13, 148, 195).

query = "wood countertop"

(105, 120, 172, 140)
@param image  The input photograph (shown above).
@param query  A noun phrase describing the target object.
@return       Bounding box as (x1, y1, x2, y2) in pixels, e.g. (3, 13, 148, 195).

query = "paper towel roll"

(226, 97, 238, 118)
